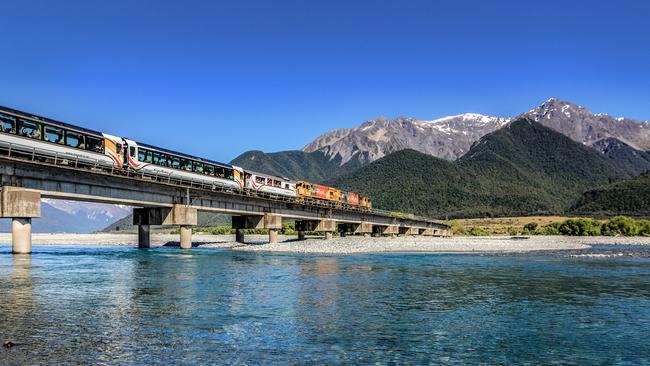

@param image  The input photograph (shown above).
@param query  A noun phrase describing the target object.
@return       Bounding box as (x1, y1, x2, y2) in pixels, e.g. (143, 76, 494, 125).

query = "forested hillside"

(330, 119, 630, 218)
(571, 172, 650, 217)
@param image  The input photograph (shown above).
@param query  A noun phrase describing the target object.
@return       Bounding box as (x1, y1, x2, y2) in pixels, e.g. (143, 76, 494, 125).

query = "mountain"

(0, 200, 131, 233)
(329, 118, 630, 218)
(591, 138, 650, 175)
(298, 98, 650, 171)
(230, 150, 355, 182)
(571, 172, 650, 217)
(101, 211, 232, 232)
(521, 98, 650, 150)
(303, 114, 511, 166)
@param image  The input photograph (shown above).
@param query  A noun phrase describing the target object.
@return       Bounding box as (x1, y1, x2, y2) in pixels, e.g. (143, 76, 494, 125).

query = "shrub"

(523, 222, 538, 235)
(601, 216, 640, 236)
(468, 227, 489, 236)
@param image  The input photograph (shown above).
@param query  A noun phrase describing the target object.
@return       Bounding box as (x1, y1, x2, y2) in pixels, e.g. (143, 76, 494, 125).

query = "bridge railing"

(0, 140, 443, 224)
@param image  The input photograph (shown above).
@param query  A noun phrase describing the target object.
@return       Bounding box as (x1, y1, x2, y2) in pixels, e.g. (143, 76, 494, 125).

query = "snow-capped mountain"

(303, 98, 650, 165)
(303, 114, 511, 164)
(0, 199, 132, 233)
(520, 98, 650, 150)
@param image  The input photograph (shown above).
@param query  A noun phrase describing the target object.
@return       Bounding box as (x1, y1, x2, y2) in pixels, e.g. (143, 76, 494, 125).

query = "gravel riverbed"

(2, 233, 650, 254)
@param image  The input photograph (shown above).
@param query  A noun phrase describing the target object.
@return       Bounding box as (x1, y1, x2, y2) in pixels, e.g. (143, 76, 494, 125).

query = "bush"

(601, 216, 640, 236)
(536, 222, 560, 235)
(282, 222, 296, 235)
(523, 222, 538, 235)
(557, 218, 602, 236)
(468, 227, 489, 236)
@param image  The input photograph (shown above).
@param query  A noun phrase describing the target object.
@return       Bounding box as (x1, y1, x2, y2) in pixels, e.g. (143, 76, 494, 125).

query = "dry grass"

(452, 216, 580, 236)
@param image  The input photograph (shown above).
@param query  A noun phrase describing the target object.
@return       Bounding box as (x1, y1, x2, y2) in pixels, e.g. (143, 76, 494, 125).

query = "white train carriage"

(0, 106, 125, 169)
(243, 170, 297, 198)
(124, 139, 243, 190)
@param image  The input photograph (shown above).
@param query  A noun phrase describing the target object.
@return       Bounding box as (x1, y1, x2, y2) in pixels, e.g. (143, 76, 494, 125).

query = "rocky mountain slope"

(521, 98, 650, 150)
(301, 98, 650, 168)
(303, 114, 511, 164)
(329, 118, 630, 218)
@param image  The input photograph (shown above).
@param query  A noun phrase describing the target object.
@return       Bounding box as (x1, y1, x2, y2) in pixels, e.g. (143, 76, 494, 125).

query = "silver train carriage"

(0, 106, 125, 169)
(243, 170, 297, 198)
(123, 139, 244, 191)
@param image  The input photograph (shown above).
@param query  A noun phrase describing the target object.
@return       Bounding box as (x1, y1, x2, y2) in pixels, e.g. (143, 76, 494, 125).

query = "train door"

(123, 138, 142, 169)
(232, 166, 244, 190)
(102, 133, 125, 168)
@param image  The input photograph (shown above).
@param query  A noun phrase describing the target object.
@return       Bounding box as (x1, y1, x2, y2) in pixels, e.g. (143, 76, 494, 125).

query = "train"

(0, 106, 372, 209)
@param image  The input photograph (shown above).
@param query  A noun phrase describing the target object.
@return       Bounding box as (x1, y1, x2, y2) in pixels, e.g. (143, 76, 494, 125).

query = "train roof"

(134, 141, 235, 170)
(0, 105, 105, 137)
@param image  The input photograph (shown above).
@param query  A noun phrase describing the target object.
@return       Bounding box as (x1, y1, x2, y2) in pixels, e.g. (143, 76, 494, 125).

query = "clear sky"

(1, 0, 649, 162)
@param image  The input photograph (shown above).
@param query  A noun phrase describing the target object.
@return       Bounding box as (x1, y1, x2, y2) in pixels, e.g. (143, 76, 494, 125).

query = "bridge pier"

(235, 228, 245, 243)
(296, 219, 336, 240)
(138, 224, 150, 249)
(180, 225, 192, 249)
(374, 224, 399, 238)
(297, 230, 306, 241)
(1, 187, 41, 254)
(133, 204, 197, 249)
(233, 213, 282, 244)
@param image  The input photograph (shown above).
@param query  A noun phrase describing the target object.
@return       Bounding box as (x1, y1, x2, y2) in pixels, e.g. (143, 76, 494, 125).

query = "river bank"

(2, 233, 650, 254)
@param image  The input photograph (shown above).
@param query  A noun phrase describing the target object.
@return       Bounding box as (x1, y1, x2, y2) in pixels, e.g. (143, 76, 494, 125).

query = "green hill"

(230, 150, 357, 182)
(329, 119, 630, 218)
(571, 172, 650, 217)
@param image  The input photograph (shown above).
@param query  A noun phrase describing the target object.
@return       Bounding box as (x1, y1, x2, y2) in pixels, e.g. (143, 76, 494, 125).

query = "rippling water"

(1, 245, 649, 365)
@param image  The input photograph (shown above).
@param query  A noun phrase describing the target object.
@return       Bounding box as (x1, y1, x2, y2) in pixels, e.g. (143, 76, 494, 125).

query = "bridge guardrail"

(0, 140, 444, 225)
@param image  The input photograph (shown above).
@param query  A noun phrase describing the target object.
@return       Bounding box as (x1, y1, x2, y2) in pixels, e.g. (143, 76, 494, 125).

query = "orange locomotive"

(296, 181, 371, 208)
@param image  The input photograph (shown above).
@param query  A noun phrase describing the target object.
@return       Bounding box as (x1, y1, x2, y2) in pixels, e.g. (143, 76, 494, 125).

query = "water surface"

(1, 245, 649, 365)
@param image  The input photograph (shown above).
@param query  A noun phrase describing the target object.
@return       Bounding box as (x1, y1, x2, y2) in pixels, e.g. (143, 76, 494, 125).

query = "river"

(1, 245, 649, 365)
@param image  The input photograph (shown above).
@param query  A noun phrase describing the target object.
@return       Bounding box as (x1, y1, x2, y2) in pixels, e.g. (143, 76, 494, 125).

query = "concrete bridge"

(0, 155, 451, 254)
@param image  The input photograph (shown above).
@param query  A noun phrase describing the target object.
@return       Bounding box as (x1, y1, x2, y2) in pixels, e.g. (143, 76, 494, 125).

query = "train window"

(86, 136, 104, 153)
(144, 150, 153, 163)
(129, 146, 136, 157)
(180, 159, 192, 171)
(193, 162, 204, 174)
(152, 152, 161, 165)
(0, 113, 16, 134)
(158, 154, 167, 167)
(215, 167, 225, 178)
(169, 156, 180, 169)
(285, 184, 290, 189)
(226, 169, 234, 179)
(44, 126, 64, 144)
(255, 176, 264, 184)
(274, 180, 281, 187)
(205, 164, 215, 175)
(138, 149, 146, 162)
(66, 131, 85, 149)
(267, 178, 273, 186)
(17, 119, 42, 139)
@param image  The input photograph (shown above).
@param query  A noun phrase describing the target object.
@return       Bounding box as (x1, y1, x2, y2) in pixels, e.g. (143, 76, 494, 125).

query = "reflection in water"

(1, 246, 649, 364)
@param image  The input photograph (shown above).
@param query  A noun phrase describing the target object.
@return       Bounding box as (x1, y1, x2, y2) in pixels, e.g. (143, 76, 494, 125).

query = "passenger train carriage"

(0, 105, 371, 210)
(124, 138, 243, 191)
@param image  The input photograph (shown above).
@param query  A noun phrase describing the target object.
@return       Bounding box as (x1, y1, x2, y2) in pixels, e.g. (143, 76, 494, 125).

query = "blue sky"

(1, 0, 649, 162)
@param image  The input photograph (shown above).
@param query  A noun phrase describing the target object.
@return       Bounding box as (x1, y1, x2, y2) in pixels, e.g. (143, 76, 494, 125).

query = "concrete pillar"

(298, 231, 306, 241)
(340, 230, 347, 238)
(12, 218, 32, 254)
(325, 231, 333, 240)
(180, 225, 192, 249)
(235, 228, 245, 243)
(138, 225, 150, 249)
(269, 229, 278, 243)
